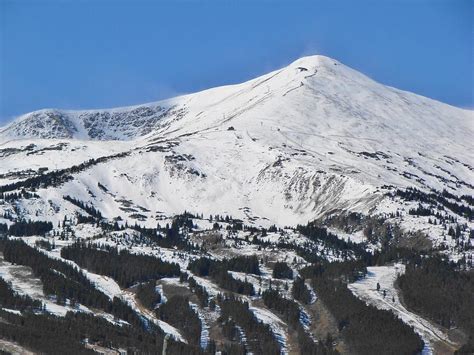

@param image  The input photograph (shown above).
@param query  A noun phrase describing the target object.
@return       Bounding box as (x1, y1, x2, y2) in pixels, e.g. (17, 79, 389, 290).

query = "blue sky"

(0, 0, 472, 123)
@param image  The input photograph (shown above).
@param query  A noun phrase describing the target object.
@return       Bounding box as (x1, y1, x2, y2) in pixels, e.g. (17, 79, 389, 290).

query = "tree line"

(0, 309, 202, 354)
(217, 294, 280, 354)
(394, 187, 473, 220)
(0, 189, 39, 202)
(156, 295, 202, 346)
(63, 195, 103, 219)
(7, 220, 53, 236)
(188, 257, 255, 295)
(136, 280, 161, 309)
(0, 276, 43, 311)
(61, 242, 181, 288)
(0, 151, 130, 193)
(272, 261, 293, 279)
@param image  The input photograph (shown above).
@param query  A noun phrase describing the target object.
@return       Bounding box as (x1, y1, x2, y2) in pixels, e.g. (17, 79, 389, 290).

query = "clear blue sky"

(0, 0, 472, 123)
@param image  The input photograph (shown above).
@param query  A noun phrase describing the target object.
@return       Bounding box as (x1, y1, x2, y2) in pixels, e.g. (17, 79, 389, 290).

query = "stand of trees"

(136, 281, 161, 310)
(76, 214, 96, 224)
(217, 294, 280, 354)
(188, 255, 259, 276)
(292, 276, 312, 304)
(211, 268, 254, 296)
(0, 309, 202, 354)
(188, 276, 211, 308)
(63, 195, 102, 219)
(188, 257, 254, 295)
(34, 239, 55, 251)
(262, 289, 337, 354)
(262, 289, 300, 325)
(8, 220, 53, 236)
(61, 242, 180, 288)
(408, 204, 432, 216)
(272, 261, 293, 279)
(224, 255, 260, 275)
(187, 257, 218, 276)
(300, 260, 367, 284)
(398, 256, 474, 353)
(394, 187, 474, 220)
(0, 277, 43, 311)
(220, 319, 247, 354)
(311, 276, 424, 354)
(156, 295, 202, 345)
(296, 222, 369, 259)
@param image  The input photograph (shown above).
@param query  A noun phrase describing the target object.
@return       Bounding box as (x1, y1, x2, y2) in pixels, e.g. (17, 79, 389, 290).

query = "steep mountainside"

(0, 55, 472, 251)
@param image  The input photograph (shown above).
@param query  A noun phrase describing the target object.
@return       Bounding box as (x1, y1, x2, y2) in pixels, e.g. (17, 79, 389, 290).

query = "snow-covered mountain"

(1, 55, 472, 247)
(1, 54, 474, 354)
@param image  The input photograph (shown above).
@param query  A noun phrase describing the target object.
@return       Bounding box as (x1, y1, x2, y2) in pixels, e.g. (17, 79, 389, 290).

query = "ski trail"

(349, 264, 457, 354)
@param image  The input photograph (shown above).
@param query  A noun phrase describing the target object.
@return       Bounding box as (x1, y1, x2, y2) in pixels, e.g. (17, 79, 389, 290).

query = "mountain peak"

(1, 55, 471, 144)
(289, 54, 338, 68)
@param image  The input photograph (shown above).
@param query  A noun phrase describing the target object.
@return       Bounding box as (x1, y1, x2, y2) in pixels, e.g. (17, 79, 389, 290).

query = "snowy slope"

(349, 264, 460, 354)
(1, 55, 472, 236)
